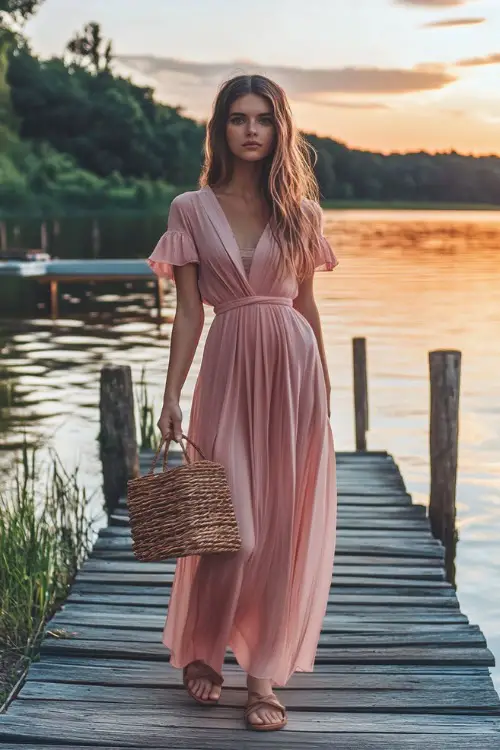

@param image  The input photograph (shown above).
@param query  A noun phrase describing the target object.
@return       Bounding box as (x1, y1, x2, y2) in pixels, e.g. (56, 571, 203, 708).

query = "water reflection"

(1, 209, 500, 687)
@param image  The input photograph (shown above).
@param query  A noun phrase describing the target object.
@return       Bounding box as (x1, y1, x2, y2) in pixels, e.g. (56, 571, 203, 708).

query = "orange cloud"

(117, 56, 457, 96)
(424, 17, 485, 27)
(312, 100, 389, 110)
(396, 0, 470, 5)
(457, 53, 500, 66)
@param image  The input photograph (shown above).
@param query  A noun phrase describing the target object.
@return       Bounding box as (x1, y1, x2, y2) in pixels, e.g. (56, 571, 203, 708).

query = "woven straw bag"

(127, 434, 242, 561)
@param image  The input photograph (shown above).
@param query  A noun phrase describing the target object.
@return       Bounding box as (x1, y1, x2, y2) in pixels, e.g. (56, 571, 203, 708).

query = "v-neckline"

(203, 185, 270, 281)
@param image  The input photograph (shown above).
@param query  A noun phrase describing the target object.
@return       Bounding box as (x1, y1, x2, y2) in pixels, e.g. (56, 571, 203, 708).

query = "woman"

(147, 74, 338, 732)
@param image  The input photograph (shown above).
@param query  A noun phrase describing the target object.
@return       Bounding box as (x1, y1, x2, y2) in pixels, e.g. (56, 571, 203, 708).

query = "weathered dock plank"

(0, 450, 498, 750)
(41, 624, 487, 648)
(38, 640, 496, 666)
(1, 742, 500, 750)
(0, 739, 499, 750)
(15, 681, 500, 714)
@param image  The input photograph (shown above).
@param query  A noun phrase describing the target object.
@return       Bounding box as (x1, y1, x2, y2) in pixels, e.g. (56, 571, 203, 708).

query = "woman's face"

(226, 94, 276, 162)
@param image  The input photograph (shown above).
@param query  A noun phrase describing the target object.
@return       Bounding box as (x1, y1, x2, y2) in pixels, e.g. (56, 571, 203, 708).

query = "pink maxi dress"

(147, 185, 338, 686)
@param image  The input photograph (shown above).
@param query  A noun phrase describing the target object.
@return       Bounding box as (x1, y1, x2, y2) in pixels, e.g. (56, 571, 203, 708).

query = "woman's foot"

(245, 675, 287, 730)
(183, 661, 223, 705)
(186, 676, 221, 703)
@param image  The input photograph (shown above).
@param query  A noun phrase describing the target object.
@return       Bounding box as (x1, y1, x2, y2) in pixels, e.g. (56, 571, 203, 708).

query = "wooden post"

(0, 222, 7, 252)
(40, 222, 48, 252)
(353, 337, 369, 451)
(49, 280, 59, 320)
(429, 349, 461, 585)
(91, 219, 101, 258)
(99, 365, 139, 514)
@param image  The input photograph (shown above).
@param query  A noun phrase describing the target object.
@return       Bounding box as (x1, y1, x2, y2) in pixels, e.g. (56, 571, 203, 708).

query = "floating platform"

(0, 259, 155, 278)
(0, 259, 163, 319)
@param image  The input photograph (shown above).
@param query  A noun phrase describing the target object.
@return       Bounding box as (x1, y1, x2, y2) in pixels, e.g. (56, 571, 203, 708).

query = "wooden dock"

(0, 449, 499, 748)
(0, 259, 165, 320)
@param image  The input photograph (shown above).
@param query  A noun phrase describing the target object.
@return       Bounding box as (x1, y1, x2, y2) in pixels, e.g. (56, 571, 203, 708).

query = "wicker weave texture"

(127, 458, 241, 561)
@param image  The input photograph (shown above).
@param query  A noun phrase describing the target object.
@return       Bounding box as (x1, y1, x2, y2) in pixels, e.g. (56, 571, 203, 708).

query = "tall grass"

(136, 365, 161, 452)
(0, 380, 14, 411)
(0, 440, 98, 707)
(0, 369, 16, 436)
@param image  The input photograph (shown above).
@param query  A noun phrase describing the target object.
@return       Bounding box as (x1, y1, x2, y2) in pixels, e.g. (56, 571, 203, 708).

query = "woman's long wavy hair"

(200, 74, 322, 281)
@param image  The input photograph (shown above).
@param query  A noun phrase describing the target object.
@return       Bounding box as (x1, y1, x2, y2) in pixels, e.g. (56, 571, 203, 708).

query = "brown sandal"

(182, 660, 223, 705)
(244, 692, 287, 731)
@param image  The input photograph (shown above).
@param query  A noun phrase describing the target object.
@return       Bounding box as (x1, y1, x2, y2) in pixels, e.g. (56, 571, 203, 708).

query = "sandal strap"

(245, 692, 286, 721)
(183, 660, 224, 687)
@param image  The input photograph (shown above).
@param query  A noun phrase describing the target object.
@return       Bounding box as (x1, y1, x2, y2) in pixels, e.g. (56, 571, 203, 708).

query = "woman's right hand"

(157, 398, 183, 443)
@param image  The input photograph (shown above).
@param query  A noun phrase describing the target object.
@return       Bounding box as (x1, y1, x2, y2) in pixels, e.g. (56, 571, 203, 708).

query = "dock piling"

(428, 349, 461, 584)
(0, 222, 6, 253)
(40, 222, 48, 253)
(98, 365, 140, 514)
(91, 220, 101, 258)
(353, 337, 369, 451)
(49, 280, 58, 320)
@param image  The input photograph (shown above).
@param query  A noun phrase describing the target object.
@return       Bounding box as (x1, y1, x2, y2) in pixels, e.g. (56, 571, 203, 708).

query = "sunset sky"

(25, 0, 500, 155)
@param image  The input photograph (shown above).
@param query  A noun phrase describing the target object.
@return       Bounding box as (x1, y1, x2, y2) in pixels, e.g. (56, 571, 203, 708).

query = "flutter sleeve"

(312, 202, 339, 272)
(147, 196, 199, 280)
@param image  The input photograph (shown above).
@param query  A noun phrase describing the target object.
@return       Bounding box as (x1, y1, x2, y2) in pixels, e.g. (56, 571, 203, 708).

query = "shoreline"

(320, 200, 500, 211)
(1, 200, 500, 221)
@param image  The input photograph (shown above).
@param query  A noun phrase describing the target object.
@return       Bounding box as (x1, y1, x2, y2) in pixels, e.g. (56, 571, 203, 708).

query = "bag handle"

(148, 433, 207, 475)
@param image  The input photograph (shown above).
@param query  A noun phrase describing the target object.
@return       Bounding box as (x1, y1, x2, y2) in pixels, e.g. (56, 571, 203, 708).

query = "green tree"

(0, 0, 45, 23)
(7, 43, 205, 183)
(315, 148, 335, 199)
(66, 22, 112, 74)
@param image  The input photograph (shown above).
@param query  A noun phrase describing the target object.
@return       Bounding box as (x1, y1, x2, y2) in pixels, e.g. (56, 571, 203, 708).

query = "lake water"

(1, 209, 499, 688)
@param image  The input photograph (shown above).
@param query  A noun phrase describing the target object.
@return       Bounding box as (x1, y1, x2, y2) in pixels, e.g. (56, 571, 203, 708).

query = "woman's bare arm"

(293, 275, 331, 416)
(158, 264, 204, 440)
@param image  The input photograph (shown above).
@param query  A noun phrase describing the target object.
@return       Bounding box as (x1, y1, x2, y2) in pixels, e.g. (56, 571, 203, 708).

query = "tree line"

(1, 1, 499, 214)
